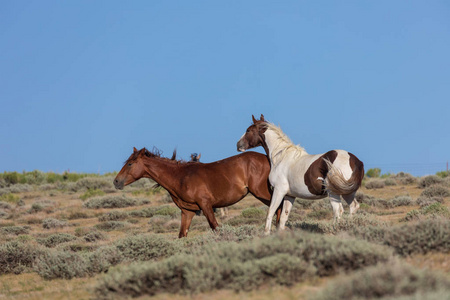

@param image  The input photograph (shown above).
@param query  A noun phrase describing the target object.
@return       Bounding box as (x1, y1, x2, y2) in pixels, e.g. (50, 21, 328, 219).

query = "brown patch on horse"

(348, 152, 365, 187)
(304, 150, 338, 195)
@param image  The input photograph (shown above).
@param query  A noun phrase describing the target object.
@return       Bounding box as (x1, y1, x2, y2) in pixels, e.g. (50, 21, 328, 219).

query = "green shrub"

(94, 232, 391, 298)
(418, 175, 443, 188)
(38, 233, 78, 248)
(420, 185, 449, 198)
(0, 193, 20, 204)
(436, 170, 449, 178)
(83, 195, 148, 209)
(420, 203, 450, 217)
(80, 188, 105, 200)
(154, 205, 179, 217)
(313, 261, 450, 300)
(28, 203, 44, 213)
(365, 168, 381, 178)
(241, 207, 266, 219)
(307, 209, 332, 220)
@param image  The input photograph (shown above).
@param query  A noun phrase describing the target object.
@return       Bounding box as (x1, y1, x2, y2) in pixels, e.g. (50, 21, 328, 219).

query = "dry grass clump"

(94, 231, 391, 298)
(83, 195, 149, 209)
(313, 261, 450, 300)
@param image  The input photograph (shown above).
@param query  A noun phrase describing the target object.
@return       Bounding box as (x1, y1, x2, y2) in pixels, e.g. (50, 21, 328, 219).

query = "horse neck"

(263, 128, 307, 166)
(141, 156, 182, 194)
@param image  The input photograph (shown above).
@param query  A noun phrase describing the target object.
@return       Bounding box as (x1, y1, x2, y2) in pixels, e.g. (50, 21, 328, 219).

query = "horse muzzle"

(113, 179, 124, 190)
(236, 140, 247, 152)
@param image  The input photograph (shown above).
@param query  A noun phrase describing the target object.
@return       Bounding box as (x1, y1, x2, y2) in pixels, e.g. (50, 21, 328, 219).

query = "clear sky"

(1, 1, 449, 176)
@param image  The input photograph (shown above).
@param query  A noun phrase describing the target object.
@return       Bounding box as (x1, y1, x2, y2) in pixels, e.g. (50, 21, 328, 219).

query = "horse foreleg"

(278, 196, 295, 231)
(178, 209, 196, 238)
(197, 199, 219, 230)
(265, 187, 287, 235)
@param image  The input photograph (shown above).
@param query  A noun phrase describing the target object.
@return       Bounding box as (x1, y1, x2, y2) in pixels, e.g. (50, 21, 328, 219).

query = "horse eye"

(128, 163, 132, 166)
(246, 129, 250, 133)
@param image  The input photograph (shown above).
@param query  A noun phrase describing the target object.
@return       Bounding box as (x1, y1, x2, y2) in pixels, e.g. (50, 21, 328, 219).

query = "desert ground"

(0, 170, 449, 300)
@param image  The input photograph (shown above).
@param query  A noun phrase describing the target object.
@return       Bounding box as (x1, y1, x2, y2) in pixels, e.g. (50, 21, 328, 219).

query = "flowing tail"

(323, 157, 364, 195)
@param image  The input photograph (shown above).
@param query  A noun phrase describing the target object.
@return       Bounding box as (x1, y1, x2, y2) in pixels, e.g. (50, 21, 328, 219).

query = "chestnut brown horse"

(114, 147, 281, 238)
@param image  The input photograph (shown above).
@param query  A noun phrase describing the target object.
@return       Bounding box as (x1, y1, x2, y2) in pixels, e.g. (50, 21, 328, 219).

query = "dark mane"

(124, 147, 189, 166)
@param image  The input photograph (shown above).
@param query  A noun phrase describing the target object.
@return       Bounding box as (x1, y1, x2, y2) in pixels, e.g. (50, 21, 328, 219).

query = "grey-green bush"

(313, 261, 450, 300)
(94, 221, 127, 231)
(114, 234, 181, 261)
(38, 233, 77, 248)
(83, 195, 149, 209)
(98, 211, 129, 222)
(351, 218, 450, 256)
(420, 185, 449, 198)
(0, 241, 45, 274)
(0, 225, 30, 235)
(94, 232, 391, 298)
(418, 175, 443, 188)
(42, 218, 68, 229)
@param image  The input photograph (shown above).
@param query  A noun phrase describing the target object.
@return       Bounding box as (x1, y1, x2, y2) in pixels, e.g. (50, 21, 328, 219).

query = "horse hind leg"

(342, 192, 359, 217)
(328, 193, 343, 222)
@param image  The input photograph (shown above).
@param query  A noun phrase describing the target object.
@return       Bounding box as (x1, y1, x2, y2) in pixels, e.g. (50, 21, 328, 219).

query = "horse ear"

(197, 153, 201, 160)
(133, 147, 138, 153)
(252, 115, 257, 123)
(260, 114, 265, 121)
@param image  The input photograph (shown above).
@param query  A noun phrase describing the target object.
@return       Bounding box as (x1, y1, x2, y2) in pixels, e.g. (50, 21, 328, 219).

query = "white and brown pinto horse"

(237, 115, 364, 235)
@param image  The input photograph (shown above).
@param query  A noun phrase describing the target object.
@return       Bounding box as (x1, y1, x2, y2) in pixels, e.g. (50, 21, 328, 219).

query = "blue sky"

(1, 1, 449, 176)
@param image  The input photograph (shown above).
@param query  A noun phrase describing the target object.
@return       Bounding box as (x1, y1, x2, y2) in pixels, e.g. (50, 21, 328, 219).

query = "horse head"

(236, 114, 268, 152)
(190, 153, 201, 162)
(114, 147, 148, 189)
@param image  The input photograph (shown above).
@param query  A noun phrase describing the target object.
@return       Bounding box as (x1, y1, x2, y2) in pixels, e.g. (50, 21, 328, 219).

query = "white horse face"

(236, 115, 267, 152)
